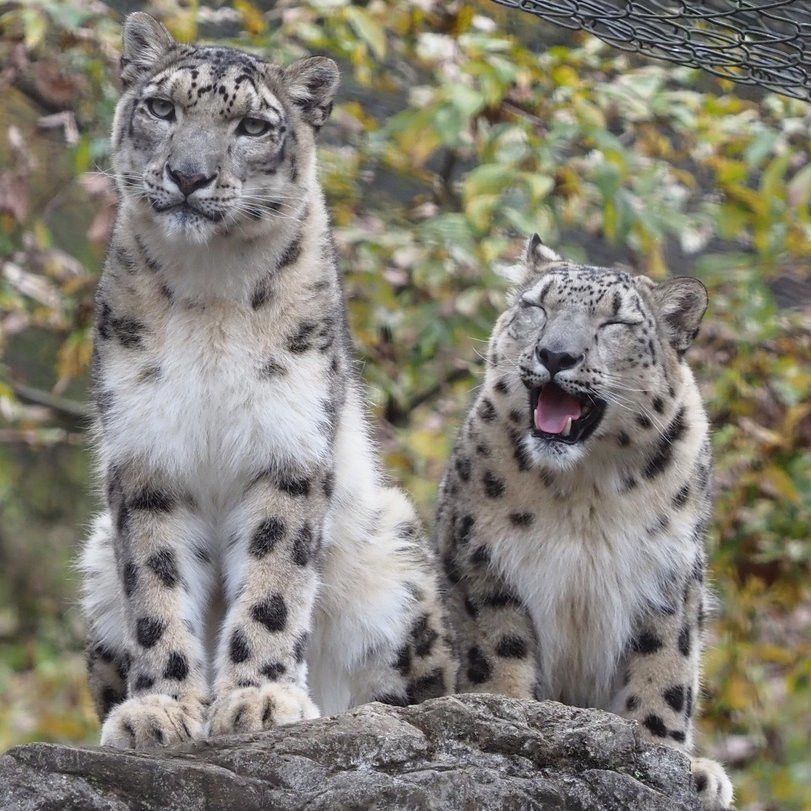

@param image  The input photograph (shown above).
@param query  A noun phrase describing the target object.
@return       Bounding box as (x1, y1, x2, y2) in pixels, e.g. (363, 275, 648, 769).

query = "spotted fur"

(79, 13, 454, 749)
(436, 235, 733, 809)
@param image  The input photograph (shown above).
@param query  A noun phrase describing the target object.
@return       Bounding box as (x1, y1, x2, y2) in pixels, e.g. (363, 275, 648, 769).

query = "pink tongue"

(534, 385, 582, 434)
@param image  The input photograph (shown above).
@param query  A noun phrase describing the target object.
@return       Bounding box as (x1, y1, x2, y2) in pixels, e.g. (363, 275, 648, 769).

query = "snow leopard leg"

(308, 486, 456, 713)
(611, 555, 733, 810)
(80, 514, 129, 722)
(435, 484, 541, 698)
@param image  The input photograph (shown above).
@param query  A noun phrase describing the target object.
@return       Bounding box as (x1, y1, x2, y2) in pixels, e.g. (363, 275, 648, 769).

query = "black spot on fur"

(133, 674, 155, 692)
(508, 428, 533, 471)
(509, 512, 534, 527)
(466, 646, 491, 684)
(292, 523, 313, 566)
(251, 277, 272, 310)
(163, 652, 189, 681)
(636, 414, 653, 429)
(94, 644, 116, 664)
(470, 546, 490, 566)
(455, 515, 475, 546)
(673, 484, 690, 508)
(230, 629, 251, 664)
(494, 379, 509, 395)
(278, 233, 303, 269)
(322, 471, 335, 498)
(686, 686, 694, 718)
(251, 595, 288, 633)
(663, 685, 685, 713)
(278, 475, 311, 496)
(694, 771, 708, 793)
(670, 729, 686, 743)
(410, 615, 439, 657)
(406, 668, 446, 703)
(100, 686, 121, 717)
(260, 661, 286, 680)
(652, 396, 665, 413)
(250, 517, 286, 558)
(626, 694, 640, 711)
(617, 431, 631, 447)
(136, 617, 166, 649)
(129, 488, 174, 513)
(483, 590, 522, 609)
(122, 562, 138, 597)
(463, 595, 479, 617)
(678, 624, 691, 657)
(287, 321, 317, 353)
(643, 714, 668, 737)
(111, 316, 145, 348)
(644, 407, 687, 479)
(632, 630, 663, 654)
(260, 357, 287, 378)
(482, 471, 505, 498)
(495, 635, 528, 658)
(395, 645, 411, 676)
(454, 457, 471, 482)
(146, 549, 179, 588)
(478, 398, 497, 422)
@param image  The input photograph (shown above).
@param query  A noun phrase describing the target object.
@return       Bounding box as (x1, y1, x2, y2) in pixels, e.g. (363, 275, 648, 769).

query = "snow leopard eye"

(237, 117, 271, 137)
(146, 97, 175, 121)
(519, 295, 546, 315)
(599, 319, 643, 330)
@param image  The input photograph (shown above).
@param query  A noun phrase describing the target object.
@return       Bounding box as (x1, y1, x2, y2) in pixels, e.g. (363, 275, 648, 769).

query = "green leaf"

(344, 7, 386, 60)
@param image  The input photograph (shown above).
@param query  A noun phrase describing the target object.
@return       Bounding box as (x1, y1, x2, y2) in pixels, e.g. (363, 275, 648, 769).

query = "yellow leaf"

(234, 0, 266, 35)
(761, 465, 801, 505)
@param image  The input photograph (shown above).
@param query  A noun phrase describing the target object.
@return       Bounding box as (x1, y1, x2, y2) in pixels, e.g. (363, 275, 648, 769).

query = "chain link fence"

(492, 0, 811, 101)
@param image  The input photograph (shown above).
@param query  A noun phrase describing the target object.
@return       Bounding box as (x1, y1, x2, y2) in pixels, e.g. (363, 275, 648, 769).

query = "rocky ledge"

(0, 694, 702, 810)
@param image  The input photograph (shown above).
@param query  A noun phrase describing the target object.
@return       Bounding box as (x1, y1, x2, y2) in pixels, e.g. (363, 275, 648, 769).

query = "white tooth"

(562, 416, 572, 437)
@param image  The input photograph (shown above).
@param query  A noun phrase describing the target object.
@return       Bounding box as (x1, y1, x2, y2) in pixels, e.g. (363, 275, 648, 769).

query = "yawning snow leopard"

(78, 12, 454, 748)
(435, 235, 733, 809)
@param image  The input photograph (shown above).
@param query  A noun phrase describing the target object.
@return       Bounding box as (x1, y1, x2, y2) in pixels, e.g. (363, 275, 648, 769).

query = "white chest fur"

(486, 467, 697, 709)
(102, 301, 331, 509)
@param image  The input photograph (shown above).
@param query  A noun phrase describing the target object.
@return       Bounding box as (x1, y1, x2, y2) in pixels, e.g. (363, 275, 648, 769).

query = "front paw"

(691, 757, 734, 810)
(208, 683, 319, 737)
(100, 693, 206, 749)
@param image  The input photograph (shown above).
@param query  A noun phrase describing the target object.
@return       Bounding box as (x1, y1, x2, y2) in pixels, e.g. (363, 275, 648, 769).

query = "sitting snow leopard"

(78, 12, 454, 749)
(435, 235, 733, 809)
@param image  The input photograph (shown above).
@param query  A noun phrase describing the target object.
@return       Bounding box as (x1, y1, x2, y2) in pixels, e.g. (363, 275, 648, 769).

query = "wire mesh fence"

(491, 0, 811, 101)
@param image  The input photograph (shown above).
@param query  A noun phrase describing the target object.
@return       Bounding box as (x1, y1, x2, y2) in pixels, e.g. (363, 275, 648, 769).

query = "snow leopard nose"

(166, 165, 216, 197)
(536, 346, 583, 377)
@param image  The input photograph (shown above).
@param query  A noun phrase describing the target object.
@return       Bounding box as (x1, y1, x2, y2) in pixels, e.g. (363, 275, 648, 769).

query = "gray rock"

(0, 694, 700, 810)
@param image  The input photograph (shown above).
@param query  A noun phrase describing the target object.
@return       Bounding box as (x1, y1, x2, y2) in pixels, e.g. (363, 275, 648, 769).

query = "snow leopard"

(78, 12, 454, 749)
(435, 235, 733, 809)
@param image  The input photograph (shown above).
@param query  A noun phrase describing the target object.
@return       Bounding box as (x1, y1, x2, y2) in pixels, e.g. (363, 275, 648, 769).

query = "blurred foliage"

(0, 1, 809, 808)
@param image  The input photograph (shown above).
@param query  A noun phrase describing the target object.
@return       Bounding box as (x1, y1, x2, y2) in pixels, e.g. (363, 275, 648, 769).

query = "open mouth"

(529, 382, 606, 444)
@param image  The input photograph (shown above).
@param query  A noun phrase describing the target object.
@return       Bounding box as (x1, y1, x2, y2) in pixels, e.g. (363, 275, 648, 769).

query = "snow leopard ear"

(525, 233, 562, 270)
(651, 277, 708, 355)
(500, 234, 562, 287)
(121, 13, 176, 87)
(283, 57, 340, 132)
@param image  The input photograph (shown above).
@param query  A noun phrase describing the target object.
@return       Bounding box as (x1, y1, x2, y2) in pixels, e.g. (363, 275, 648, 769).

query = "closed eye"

(600, 319, 643, 329)
(519, 296, 546, 314)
